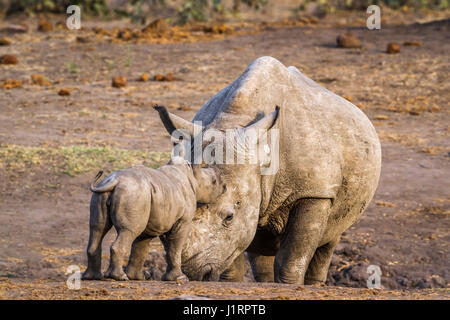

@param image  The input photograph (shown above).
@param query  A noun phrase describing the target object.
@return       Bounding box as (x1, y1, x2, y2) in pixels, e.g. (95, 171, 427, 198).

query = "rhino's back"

(193, 57, 381, 236)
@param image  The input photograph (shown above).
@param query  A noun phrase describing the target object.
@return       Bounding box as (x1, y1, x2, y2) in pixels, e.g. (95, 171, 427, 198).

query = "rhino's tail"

(90, 170, 119, 193)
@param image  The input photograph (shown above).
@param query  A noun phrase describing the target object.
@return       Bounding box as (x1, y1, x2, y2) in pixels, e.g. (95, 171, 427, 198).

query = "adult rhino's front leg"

(220, 253, 245, 282)
(274, 198, 331, 284)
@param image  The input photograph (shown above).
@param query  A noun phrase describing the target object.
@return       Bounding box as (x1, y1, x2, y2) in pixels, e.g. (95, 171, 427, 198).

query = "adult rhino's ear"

(244, 105, 280, 135)
(154, 105, 203, 139)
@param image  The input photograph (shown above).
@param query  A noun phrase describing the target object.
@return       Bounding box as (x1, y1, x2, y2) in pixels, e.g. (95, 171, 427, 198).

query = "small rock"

(112, 76, 127, 88)
(387, 43, 400, 54)
(58, 88, 71, 96)
(0, 37, 12, 46)
(0, 54, 18, 64)
(37, 20, 53, 32)
(336, 32, 361, 48)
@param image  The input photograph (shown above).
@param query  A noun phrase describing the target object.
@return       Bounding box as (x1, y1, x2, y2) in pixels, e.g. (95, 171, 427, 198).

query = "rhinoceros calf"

(82, 162, 220, 281)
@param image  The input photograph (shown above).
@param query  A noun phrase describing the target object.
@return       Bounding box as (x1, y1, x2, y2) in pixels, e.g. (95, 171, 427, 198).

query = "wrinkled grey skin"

(82, 163, 221, 281)
(155, 56, 382, 284)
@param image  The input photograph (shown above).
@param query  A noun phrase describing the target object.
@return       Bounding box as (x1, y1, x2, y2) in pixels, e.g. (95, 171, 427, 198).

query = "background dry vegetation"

(0, 0, 449, 299)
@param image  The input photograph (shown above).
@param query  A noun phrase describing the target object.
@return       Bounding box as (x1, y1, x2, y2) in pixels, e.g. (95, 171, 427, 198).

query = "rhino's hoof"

(82, 270, 103, 280)
(175, 275, 189, 285)
(125, 269, 145, 281)
(162, 270, 188, 282)
(104, 270, 129, 281)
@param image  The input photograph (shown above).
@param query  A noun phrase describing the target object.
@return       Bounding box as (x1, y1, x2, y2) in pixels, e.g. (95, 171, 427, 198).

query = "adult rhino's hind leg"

(220, 253, 245, 282)
(125, 236, 154, 280)
(82, 192, 112, 280)
(304, 237, 340, 285)
(274, 198, 331, 284)
(248, 253, 274, 282)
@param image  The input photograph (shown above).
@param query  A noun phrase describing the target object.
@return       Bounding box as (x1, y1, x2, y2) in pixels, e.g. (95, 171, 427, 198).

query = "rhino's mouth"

(200, 263, 221, 281)
(183, 262, 221, 281)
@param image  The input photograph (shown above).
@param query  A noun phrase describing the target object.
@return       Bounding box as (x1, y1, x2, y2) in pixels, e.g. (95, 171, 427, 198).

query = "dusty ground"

(0, 10, 449, 299)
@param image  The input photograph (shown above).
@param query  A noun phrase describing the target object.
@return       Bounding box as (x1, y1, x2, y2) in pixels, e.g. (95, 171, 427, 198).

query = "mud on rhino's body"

(156, 56, 381, 284)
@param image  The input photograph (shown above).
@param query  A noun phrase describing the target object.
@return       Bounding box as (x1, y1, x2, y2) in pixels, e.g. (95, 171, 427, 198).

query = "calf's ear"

(154, 105, 203, 139)
(193, 166, 222, 204)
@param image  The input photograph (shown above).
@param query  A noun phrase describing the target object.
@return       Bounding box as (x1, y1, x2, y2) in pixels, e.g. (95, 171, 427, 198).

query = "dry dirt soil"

(0, 11, 449, 300)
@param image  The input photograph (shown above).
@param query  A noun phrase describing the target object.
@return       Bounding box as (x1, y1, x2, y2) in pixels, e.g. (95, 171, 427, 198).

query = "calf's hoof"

(82, 270, 103, 280)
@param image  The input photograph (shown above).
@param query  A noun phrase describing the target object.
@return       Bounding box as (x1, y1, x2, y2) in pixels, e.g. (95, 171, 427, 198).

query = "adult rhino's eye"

(224, 212, 234, 222)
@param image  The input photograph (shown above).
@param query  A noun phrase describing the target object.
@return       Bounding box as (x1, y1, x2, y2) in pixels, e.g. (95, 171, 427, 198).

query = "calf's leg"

(82, 193, 112, 280)
(105, 229, 137, 281)
(125, 236, 154, 280)
(161, 219, 191, 281)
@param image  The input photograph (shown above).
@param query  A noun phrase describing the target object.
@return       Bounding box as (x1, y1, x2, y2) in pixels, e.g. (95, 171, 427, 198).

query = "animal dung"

(141, 18, 169, 35)
(58, 88, 71, 96)
(403, 41, 423, 47)
(37, 20, 53, 32)
(76, 36, 91, 43)
(31, 74, 51, 86)
(0, 54, 18, 64)
(164, 73, 174, 81)
(112, 76, 127, 88)
(387, 43, 400, 54)
(1, 79, 22, 90)
(177, 105, 192, 111)
(154, 73, 174, 82)
(139, 73, 149, 82)
(336, 32, 361, 48)
(203, 23, 234, 35)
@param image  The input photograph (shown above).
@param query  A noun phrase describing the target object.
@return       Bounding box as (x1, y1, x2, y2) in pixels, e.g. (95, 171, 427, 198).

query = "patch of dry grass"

(0, 144, 170, 177)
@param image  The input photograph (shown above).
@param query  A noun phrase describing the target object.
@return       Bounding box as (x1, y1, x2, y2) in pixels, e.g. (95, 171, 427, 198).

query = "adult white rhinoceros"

(155, 56, 381, 284)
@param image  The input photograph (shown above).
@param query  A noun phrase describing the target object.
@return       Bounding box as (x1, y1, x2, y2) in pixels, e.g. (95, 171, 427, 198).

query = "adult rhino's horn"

(153, 104, 202, 139)
(244, 105, 280, 135)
